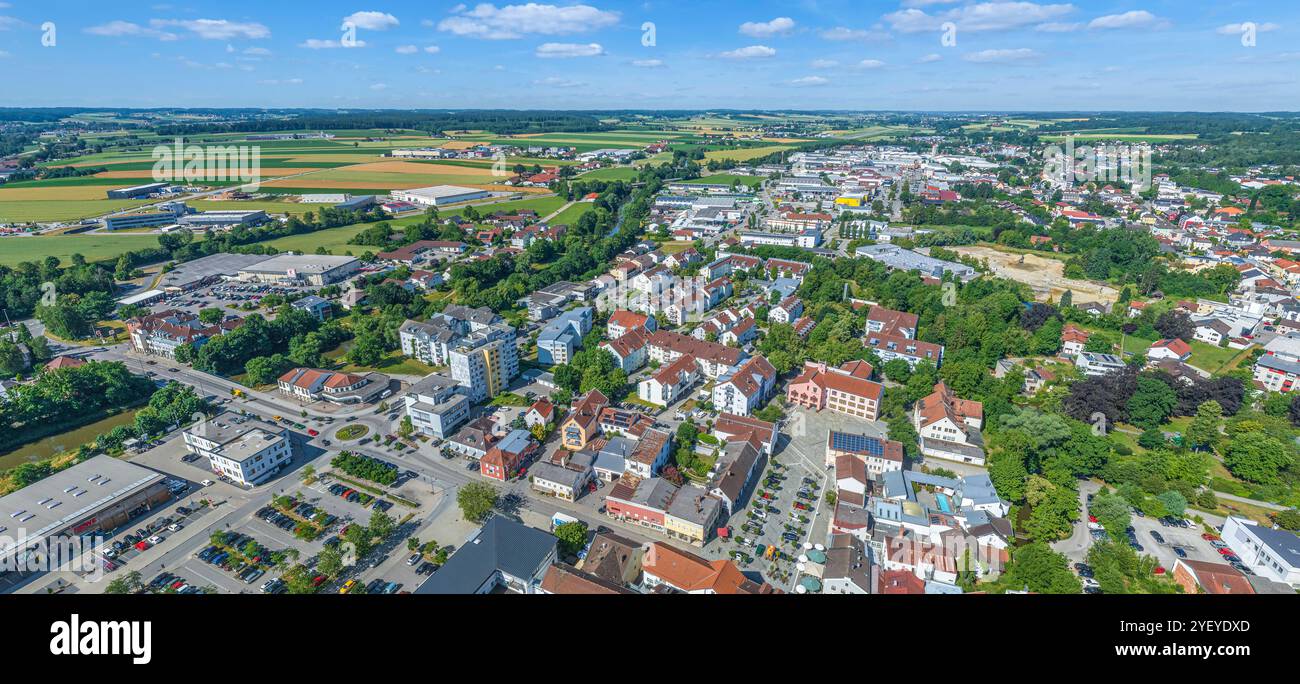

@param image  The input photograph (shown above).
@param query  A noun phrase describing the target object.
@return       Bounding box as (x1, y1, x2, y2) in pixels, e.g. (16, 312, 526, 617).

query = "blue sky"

(1, 1, 1298, 111)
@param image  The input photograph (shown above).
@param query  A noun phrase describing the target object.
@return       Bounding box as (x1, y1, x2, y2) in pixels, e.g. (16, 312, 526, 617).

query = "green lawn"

(1187, 342, 1253, 374)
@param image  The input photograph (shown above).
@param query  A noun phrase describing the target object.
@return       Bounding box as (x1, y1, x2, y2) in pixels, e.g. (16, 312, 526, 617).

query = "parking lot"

(720, 456, 826, 589)
(1128, 511, 1227, 571)
(152, 281, 316, 321)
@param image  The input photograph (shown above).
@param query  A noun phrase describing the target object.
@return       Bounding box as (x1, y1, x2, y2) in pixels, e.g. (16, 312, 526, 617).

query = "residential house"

(711, 355, 777, 416)
(914, 381, 985, 466)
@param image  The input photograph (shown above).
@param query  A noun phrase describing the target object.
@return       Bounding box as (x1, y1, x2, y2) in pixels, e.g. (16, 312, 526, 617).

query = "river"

(0, 409, 141, 471)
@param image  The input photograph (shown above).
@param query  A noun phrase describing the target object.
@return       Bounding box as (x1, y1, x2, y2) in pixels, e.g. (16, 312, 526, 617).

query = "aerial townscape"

(1, 1, 1299, 610)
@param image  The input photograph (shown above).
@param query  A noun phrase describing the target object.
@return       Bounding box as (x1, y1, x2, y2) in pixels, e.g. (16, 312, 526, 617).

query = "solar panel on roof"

(831, 431, 884, 456)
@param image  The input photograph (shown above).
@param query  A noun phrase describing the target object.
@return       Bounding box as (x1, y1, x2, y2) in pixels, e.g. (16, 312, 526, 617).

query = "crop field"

(0, 234, 167, 267)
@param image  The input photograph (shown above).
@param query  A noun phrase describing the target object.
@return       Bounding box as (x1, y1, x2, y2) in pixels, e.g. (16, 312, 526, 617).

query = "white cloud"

(0, 50, 9, 58)
(370, 82, 388, 91)
(718, 45, 776, 59)
(259, 78, 303, 85)
(632, 59, 664, 68)
(299, 38, 366, 49)
(395, 45, 419, 54)
(740, 17, 795, 38)
(423, 45, 441, 54)
(810, 58, 839, 68)
(789, 75, 829, 87)
(1088, 10, 1167, 30)
(856, 59, 886, 69)
(243, 47, 272, 56)
(535, 42, 604, 58)
(534, 76, 585, 88)
(1216, 22, 1279, 35)
(886, 2, 1075, 33)
(85, 20, 178, 41)
(438, 3, 619, 40)
(918, 53, 943, 63)
(1035, 22, 1082, 32)
(150, 18, 271, 40)
(963, 47, 1042, 62)
(342, 11, 399, 31)
(902, 0, 961, 6)
(819, 26, 890, 41)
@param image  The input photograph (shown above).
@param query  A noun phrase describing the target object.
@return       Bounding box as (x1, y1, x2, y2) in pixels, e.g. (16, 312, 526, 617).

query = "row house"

(645, 330, 745, 379)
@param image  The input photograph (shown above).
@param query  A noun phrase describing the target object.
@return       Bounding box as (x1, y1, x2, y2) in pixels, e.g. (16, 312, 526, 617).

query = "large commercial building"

(179, 210, 268, 229)
(104, 201, 191, 231)
(106, 182, 169, 199)
(390, 185, 491, 207)
(183, 414, 292, 486)
(0, 456, 171, 572)
(236, 254, 360, 286)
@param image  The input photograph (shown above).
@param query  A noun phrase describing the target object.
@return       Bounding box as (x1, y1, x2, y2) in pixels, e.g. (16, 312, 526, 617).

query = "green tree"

(198, 307, 225, 325)
(1185, 400, 1222, 452)
(457, 482, 499, 523)
(1002, 543, 1083, 594)
(1223, 431, 1293, 484)
(554, 521, 589, 556)
(1126, 377, 1177, 430)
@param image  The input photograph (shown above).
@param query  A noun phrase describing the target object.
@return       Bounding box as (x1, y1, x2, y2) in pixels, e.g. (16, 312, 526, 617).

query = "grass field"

(682, 174, 763, 190)
(702, 145, 793, 162)
(547, 202, 594, 226)
(577, 166, 640, 181)
(0, 199, 153, 222)
(0, 234, 167, 267)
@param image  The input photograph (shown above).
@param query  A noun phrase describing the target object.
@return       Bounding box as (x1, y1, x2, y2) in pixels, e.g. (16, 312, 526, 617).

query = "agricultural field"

(0, 197, 152, 223)
(0, 233, 167, 267)
(702, 145, 795, 162)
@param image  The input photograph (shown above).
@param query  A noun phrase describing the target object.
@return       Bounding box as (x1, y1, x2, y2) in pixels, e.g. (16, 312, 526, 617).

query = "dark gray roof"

(414, 516, 557, 594)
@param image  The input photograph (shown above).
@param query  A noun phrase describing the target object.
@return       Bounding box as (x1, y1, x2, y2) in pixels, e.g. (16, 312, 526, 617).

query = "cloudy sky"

(1, 1, 1297, 110)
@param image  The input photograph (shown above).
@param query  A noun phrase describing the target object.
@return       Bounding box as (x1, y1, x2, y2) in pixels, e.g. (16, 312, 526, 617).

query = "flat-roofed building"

(183, 413, 293, 486)
(391, 185, 491, 207)
(237, 254, 360, 286)
(0, 456, 170, 572)
(403, 374, 471, 439)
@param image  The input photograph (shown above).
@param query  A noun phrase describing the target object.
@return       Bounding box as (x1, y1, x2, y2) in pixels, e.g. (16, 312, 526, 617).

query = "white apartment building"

(183, 414, 292, 486)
